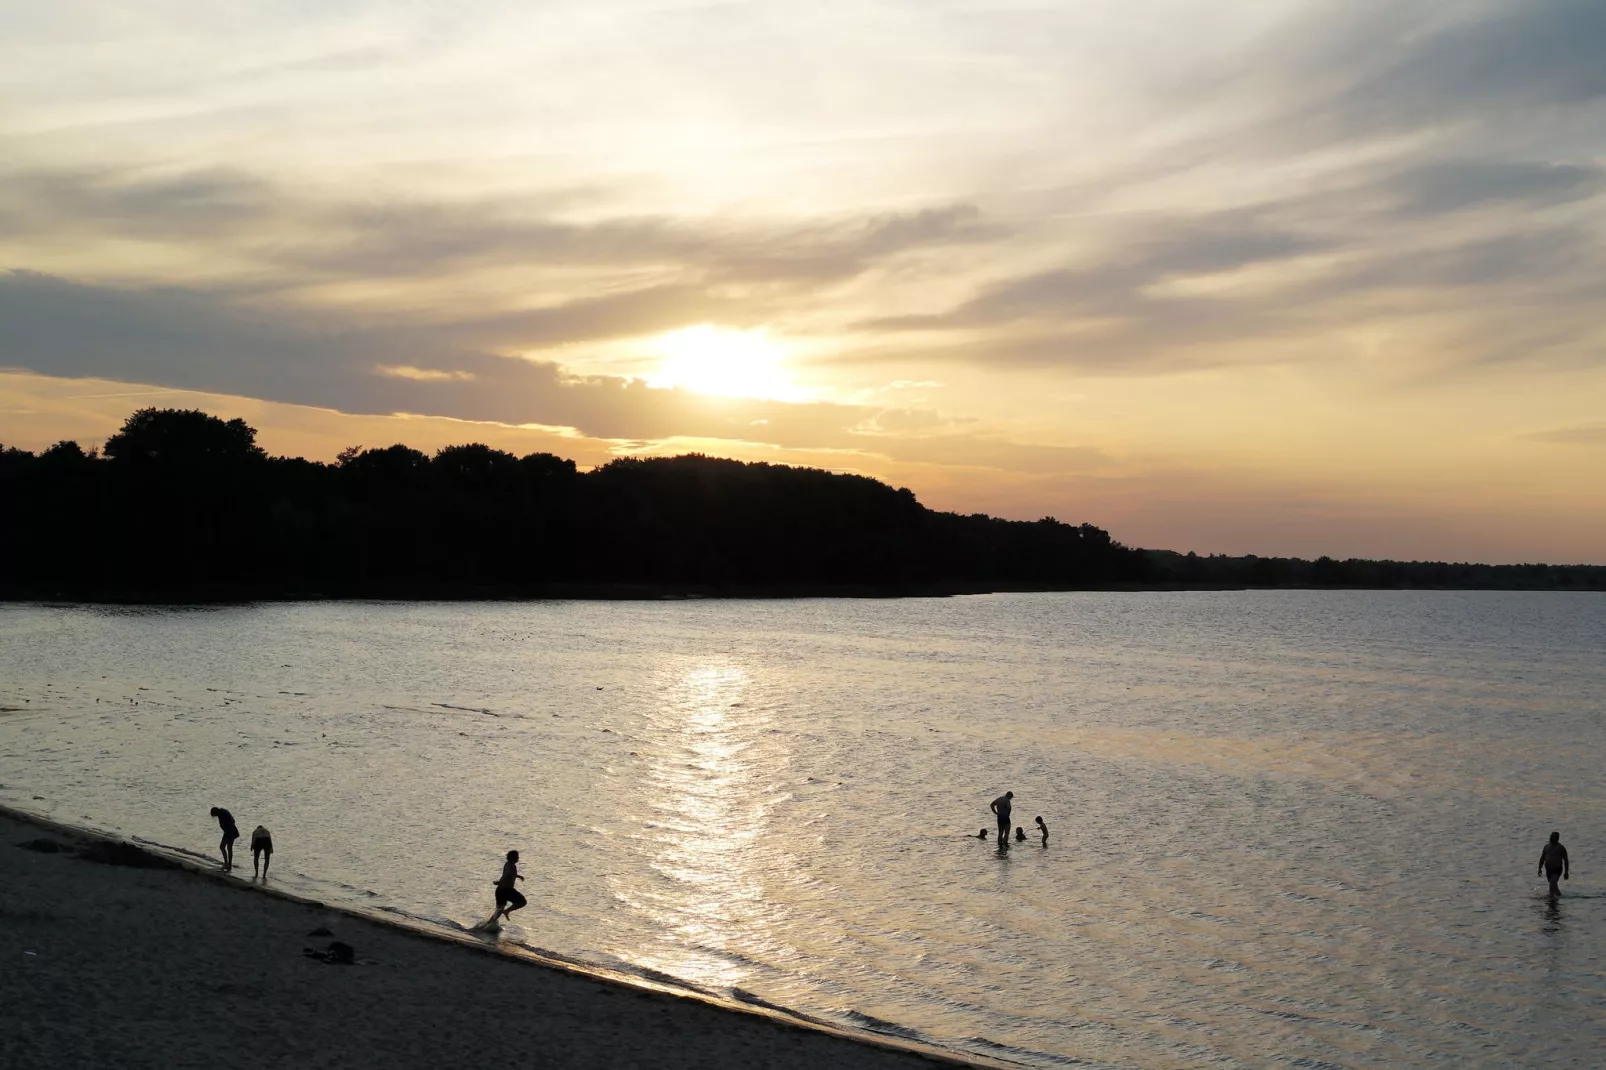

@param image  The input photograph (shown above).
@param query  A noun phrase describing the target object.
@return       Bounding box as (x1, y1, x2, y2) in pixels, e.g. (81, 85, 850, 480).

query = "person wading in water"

(990, 791, 1014, 843)
(1538, 832, 1571, 897)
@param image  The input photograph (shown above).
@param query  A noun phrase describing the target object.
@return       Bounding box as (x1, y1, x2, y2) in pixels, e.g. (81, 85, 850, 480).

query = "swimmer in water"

(1014, 826, 1026, 842)
(1035, 816, 1048, 845)
(977, 828, 988, 840)
(1538, 832, 1570, 897)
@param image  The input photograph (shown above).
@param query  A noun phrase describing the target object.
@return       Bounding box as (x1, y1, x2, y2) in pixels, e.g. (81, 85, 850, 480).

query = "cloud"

(0, 166, 996, 288)
(1527, 424, 1606, 447)
(1235, 0, 1606, 145)
(875, 211, 1330, 331)
(1380, 160, 1606, 217)
(0, 269, 1036, 457)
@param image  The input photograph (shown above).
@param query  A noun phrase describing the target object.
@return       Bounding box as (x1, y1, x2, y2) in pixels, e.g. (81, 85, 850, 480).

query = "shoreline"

(5, 580, 1603, 605)
(0, 803, 996, 1069)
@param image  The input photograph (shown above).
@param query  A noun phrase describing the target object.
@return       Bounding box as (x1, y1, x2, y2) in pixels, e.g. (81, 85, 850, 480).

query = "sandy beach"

(0, 810, 979, 1070)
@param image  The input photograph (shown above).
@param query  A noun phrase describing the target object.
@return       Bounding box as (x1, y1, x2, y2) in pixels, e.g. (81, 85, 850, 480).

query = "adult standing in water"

(1538, 832, 1570, 896)
(209, 806, 239, 869)
(493, 850, 527, 923)
(990, 791, 1014, 843)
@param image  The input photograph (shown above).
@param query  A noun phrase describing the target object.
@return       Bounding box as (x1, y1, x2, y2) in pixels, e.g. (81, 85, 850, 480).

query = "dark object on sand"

(304, 941, 356, 965)
(76, 840, 181, 869)
(18, 837, 69, 854)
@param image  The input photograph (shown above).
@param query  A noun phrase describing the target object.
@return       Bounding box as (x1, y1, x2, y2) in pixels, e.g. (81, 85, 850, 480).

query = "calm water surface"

(2, 592, 1603, 1068)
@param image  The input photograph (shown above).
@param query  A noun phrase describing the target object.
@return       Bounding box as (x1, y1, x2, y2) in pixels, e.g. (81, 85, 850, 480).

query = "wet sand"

(0, 810, 979, 1069)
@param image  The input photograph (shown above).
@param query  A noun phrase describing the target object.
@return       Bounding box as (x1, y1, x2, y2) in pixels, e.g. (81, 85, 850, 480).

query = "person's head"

(1015, 827, 1025, 840)
(1035, 815, 1045, 826)
(1550, 831, 1561, 843)
(209, 807, 219, 817)
(507, 850, 520, 862)
(978, 829, 987, 839)
(1005, 791, 1013, 798)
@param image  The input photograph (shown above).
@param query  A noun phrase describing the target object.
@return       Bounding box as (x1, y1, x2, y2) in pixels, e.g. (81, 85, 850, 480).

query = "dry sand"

(1, 810, 983, 1069)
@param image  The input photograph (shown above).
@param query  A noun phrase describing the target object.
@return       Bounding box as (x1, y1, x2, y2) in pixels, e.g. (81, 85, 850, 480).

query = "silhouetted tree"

(104, 408, 265, 467)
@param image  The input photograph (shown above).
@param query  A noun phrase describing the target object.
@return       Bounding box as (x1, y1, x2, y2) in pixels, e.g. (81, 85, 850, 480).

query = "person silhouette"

(990, 791, 1014, 842)
(1035, 816, 1048, 845)
(1538, 832, 1570, 897)
(976, 829, 988, 840)
(493, 850, 527, 922)
(1014, 826, 1026, 842)
(250, 825, 273, 878)
(209, 806, 239, 869)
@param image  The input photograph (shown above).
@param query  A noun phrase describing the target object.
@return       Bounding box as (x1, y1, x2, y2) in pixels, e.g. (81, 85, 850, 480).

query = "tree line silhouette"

(1143, 549, 1605, 591)
(0, 407, 1142, 600)
(1, 407, 1600, 600)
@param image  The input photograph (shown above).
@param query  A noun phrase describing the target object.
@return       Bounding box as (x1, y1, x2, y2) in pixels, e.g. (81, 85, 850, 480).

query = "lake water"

(2, 593, 1603, 1068)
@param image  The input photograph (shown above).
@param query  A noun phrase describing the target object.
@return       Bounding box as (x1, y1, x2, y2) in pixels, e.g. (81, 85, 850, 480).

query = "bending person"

(250, 825, 273, 878)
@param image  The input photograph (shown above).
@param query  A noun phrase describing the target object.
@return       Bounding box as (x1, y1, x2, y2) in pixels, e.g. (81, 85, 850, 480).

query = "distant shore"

(4, 576, 1603, 604)
(0, 806, 984, 1070)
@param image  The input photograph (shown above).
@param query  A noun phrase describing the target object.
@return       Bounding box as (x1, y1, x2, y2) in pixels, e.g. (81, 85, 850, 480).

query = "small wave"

(729, 988, 805, 1017)
(960, 1035, 1086, 1066)
(432, 703, 497, 716)
(604, 963, 716, 995)
(688, 943, 770, 972)
(841, 1010, 926, 1041)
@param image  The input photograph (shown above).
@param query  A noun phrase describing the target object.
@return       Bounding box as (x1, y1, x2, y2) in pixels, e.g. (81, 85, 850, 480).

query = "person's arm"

(989, 800, 999, 816)
(1563, 845, 1570, 879)
(1539, 849, 1546, 876)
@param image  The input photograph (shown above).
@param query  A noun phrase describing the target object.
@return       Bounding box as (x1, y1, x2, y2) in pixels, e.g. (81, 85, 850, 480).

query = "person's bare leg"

(262, 852, 270, 878)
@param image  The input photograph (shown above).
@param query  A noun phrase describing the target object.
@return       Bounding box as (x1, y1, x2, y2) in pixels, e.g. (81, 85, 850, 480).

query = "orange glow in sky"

(0, 1, 1602, 563)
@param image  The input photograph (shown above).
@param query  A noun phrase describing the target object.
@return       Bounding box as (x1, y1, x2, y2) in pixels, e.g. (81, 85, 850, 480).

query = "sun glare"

(647, 326, 804, 401)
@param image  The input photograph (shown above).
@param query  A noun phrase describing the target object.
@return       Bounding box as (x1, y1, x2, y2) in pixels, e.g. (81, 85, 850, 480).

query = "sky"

(2, 0, 1603, 563)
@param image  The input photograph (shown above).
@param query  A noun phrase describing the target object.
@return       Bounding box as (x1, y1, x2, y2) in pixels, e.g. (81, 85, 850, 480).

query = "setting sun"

(646, 326, 805, 401)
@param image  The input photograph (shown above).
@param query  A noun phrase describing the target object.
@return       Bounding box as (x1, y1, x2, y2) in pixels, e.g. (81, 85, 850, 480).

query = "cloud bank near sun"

(1, 0, 1603, 562)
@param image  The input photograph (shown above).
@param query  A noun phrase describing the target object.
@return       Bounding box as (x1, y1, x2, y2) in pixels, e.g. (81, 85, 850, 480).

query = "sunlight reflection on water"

(2, 592, 1604, 1069)
(618, 662, 778, 989)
